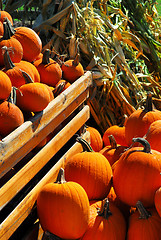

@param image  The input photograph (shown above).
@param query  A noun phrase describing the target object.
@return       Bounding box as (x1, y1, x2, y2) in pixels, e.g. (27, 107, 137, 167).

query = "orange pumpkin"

(13, 26, 42, 62)
(0, 70, 12, 100)
(113, 137, 161, 207)
(127, 201, 161, 240)
(33, 49, 62, 87)
(81, 198, 126, 240)
(154, 187, 161, 217)
(86, 126, 103, 152)
(0, 100, 24, 137)
(0, 11, 13, 25)
(125, 93, 161, 146)
(53, 79, 71, 97)
(37, 168, 90, 239)
(145, 120, 161, 153)
(64, 137, 112, 200)
(103, 125, 127, 147)
(61, 54, 84, 83)
(2, 47, 40, 88)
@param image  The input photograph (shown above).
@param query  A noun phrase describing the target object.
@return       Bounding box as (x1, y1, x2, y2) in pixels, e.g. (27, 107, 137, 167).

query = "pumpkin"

(53, 79, 71, 97)
(2, 47, 40, 88)
(64, 136, 112, 200)
(0, 99, 24, 137)
(0, 70, 12, 100)
(145, 120, 161, 153)
(113, 137, 161, 207)
(37, 168, 90, 239)
(12, 26, 42, 62)
(127, 201, 161, 240)
(103, 124, 127, 147)
(0, 22, 23, 66)
(86, 126, 103, 152)
(0, 11, 13, 25)
(100, 135, 127, 166)
(154, 187, 161, 217)
(33, 49, 62, 87)
(16, 73, 51, 112)
(81, 198, 126, 240)
(61, 54, 84, 83)
(125, 93, 161, 146)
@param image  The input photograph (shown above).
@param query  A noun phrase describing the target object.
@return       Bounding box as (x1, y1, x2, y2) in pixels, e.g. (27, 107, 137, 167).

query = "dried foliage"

(2, 0, 161, 133)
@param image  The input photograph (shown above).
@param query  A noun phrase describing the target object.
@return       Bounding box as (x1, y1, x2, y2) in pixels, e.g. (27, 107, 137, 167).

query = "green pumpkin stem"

(109, 135, 117, 149)
(2, 21, 13, 40)
(97, 198, 112, 219)
(136, 201, 152, 219)
(42, 49, 51, 65)
(76, 136, 94, 152)
(20, 70, 34, 84)
(132, 137, 151, 153)
(3, 46, 15, 70)
(144, 92, 153, 112)
(55, 168, 66, 184)
(7, 86, 17, 104)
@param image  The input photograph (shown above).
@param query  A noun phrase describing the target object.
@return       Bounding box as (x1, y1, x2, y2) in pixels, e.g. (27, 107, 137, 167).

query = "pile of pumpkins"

(0, 10, 84, 139)
(37, 92, 161, 240)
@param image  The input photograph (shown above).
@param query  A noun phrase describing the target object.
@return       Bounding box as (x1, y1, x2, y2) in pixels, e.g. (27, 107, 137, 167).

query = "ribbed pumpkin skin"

(3, 60, 40, 88)
(125, 109, 161, 146)
(113, 146, 161, 207)
(13, 27, 42, 62)
(34, 58, 62, 87)
(64, 152, 112, 200)
(154, 187, 161, 217)
(61, 59, 84, 83)
(16, 83, 51, 112)
(127, 207, 161, 240)
(86, 126, 103, 152)
(37, 181, 90, 239)
(81, 200, 126, 240)
(0, 70, 12, 100)
(145, 120, 161, 153)
(103, 125, 127, 147)
(0, 37, 23, 66)
(0, 101, 24, 137)
(0, 11, 13, 25)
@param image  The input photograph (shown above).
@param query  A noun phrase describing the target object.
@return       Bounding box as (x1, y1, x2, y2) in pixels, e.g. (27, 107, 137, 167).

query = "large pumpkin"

(33, 49, 62, 87)
(154, 187, 161, 218)
(125, 93, 161, 146)
(113, 137, 161, 207)
(64, 137, 112, 200)
(127, 201, 161, 240)
(37, 168, 90, 239)
(0, 100, 24, 137)
(81, 198, 126, 240)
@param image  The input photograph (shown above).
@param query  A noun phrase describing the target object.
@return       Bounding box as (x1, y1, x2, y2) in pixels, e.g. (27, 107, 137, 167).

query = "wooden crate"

(0, 71, 93, 240)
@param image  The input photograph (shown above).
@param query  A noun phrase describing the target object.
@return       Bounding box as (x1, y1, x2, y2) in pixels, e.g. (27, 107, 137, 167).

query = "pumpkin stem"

(4, 17, 15, 36)
(97, 198, 112, 219)
(55, 168, 66, 184)
(132, 137, 151, 153)
(72, 53, 80, 67)
(7, 86, 17, 104)
(136, 201, 152, 219)
(3, 46, 15, 70)
(20, 70, 34, 84)
(42, 49, 51, 65)
(109, 135, 117, 149)
(144, 92, 153, 112)
(53, 81, 66, 97)
(76, 136, 94, 152)
(2, 21, 13, 40)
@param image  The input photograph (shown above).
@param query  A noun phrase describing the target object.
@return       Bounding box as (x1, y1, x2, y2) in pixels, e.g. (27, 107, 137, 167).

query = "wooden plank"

(0, 130, 91, 240)
(0, 105, 90, 210)
(0, 71, 92, 178)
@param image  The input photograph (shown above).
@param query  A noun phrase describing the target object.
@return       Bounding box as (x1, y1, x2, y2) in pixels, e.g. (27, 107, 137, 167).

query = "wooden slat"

(0, 71, 92, 178)
(0, 105, 90, 210)
(0, 129, 91, 240)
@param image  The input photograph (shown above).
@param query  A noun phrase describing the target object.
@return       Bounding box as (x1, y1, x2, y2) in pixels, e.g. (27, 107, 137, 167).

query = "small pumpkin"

(127, 201, 161, 240)
(125, 93, 161, 146)
(64, 136, 113, 200)
(86, 126, 103, 152)
(81, 198, 126, 240)
(145, 120, 161, 153)
(61, 54, 84, 83)
(37, 168, 90, 239)
(154, 187, 161, 218)
(113, 137, 161, 207)
(33, 49, 62, 87)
